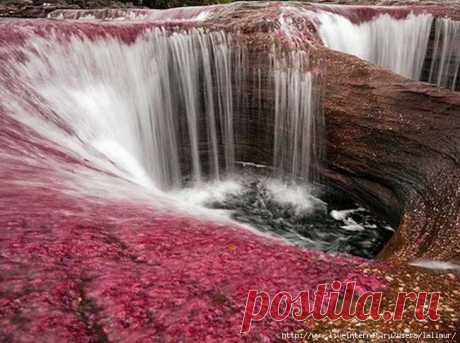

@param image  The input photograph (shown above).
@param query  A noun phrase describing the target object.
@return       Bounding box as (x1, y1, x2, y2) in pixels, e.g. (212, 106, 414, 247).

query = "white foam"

(266, 179, 325, 213)
(340, 223, 365, 232)
(330, 208, 366, 231)
(330, 208, 362, 221)
(172, 178, 243, 206)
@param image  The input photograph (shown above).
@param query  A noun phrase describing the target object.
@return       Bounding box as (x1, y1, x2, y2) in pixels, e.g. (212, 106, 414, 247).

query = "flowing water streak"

(272, 50, 320, 181)
(428, 17, 460, 91)
(2, 26, 239, 190)
(211, 33, 237, 173)
(317, 11, 433, 80)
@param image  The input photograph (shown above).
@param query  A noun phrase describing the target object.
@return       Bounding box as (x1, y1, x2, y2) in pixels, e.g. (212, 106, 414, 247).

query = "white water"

(1, 23, 323, 207)
(429, 17, 460, 91)
(317, 11, 460, 90)
(265, 179, 324, 213)
(3, 28, 241, 191)
(272, 50, 321, 181)
(172, 177, 244, 206)
(317, 11, 433, 80)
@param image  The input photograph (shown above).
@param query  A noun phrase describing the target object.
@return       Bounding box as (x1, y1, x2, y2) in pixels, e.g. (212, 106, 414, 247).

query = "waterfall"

(428, 17, 460, 91)
(317, 11, 433, 80)
(272, 50, 321, 181)
(2, 26, 239, 190)
(2, 20, 324, 198)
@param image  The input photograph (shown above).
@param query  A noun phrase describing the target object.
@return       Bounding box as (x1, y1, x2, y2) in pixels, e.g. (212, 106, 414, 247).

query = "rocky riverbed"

(0, 1, 458, 342)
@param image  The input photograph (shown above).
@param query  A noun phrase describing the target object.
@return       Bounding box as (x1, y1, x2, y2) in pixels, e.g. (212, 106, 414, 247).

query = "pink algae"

(0, 162, 387, 342)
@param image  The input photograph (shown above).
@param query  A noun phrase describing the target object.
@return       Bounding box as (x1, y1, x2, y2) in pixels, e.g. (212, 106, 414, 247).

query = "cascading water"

(254, 4, 460, 92)
(317, 11, 433, 80)
(316, 10, 460, 91)
(2, 26, 240, 190)
(175, 48, 391, 258)
(272, 50, 321, 181)
(3, 3, 460, 341)
(428, 17, 460, 91)
(0, 15, 391, 259)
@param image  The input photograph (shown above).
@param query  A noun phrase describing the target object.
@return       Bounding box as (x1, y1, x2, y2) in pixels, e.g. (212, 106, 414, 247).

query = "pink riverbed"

(0, 14, 387, 343)
(0, 116, 385, 342)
